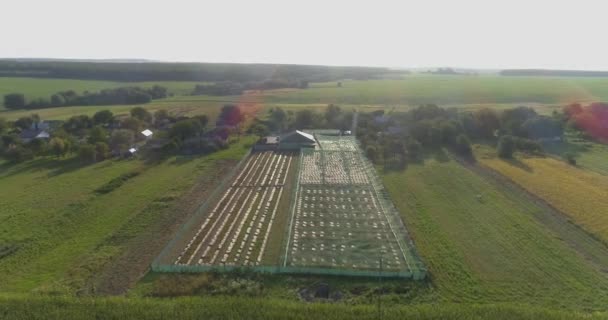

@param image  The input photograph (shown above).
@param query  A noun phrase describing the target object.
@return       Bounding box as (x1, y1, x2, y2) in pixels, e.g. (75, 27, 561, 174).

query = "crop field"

(282, 135, 424, 276)
(476, 149, 608, 245)
(382, 157, 608, 309)
(260, 75, 608, 106)
(0, 77, 201, 108)
(162, 151, 296, 268)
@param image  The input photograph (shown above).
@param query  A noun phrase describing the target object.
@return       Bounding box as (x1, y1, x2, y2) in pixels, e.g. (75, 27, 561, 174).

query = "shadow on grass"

(501, 157, 534, 173)
(0, 157, 90, 178)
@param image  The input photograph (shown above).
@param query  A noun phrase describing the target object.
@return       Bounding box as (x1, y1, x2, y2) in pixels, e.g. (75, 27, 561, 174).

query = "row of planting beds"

(174, 151, 295, 266)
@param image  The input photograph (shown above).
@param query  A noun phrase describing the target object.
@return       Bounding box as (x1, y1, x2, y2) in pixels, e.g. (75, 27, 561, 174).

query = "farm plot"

(283, 136, 424, 276)
(173, 151, 296, 267)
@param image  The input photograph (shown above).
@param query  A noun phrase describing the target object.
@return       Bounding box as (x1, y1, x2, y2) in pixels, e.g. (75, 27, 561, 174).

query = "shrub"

(497, 135, 515, 158)
(95, 169, 142, 194)
(4, 93, 26, 109)
(78, 144, 97, 163)
(4, 146, 34, 163)
(454, 134, 473, 156)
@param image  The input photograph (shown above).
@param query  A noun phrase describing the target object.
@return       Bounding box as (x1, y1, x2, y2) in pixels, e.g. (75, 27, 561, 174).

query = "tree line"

(0, 60, 391, 82)
(0, 104, 246, 164)
(252, 103, 566, 169)
(3, 86, 168, 110)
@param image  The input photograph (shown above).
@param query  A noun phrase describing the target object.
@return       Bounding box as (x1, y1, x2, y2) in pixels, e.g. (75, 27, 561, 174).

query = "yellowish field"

(477, 148, 608, 244)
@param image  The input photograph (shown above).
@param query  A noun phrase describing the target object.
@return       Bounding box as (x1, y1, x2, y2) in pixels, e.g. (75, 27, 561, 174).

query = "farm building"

(278, 130, 316, 150)
(253, 130, 317, 151)
(19, 129, 50, 143)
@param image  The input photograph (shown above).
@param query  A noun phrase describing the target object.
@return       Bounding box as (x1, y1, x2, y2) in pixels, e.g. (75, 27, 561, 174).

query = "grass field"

(0, 98, 231, 121)
(0, 77, 203, 108)
(0, 138, 253, 293)
(382, 156, 608, 310)
(2, 295, 608, 320)
(261, 75, 608, 106)
(543, 137, 608, 176)
(476, 148, 608, 247)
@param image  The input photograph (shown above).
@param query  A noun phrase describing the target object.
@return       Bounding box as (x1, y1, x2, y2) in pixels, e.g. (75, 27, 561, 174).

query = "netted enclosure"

(281, 134, 426, 278)
(152, 133, 426, 279)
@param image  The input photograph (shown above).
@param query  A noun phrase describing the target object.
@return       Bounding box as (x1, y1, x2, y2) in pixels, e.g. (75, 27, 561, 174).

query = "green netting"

(279, 134, 427, 278)
(152, 133, 427, 280)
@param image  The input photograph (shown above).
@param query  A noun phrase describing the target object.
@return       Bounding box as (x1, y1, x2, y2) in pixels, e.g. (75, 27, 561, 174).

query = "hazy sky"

(2, 0, 607, 70)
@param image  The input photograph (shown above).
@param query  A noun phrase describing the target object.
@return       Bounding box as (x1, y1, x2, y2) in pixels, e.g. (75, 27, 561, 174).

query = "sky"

(2, 0, 607, 70)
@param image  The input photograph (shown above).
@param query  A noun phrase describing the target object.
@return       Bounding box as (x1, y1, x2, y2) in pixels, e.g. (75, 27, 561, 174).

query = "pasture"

(476, 148, 608, 246)
(261, 75, 608, 106)
(0, 77, 201, 108)
(0, 97, 232, 122)
(0, 138, 253, 293)
(382, 157, 608, 309)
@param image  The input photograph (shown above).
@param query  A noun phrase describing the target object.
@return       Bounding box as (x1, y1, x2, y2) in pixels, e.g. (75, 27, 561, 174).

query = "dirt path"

(94, 159, 238, 295)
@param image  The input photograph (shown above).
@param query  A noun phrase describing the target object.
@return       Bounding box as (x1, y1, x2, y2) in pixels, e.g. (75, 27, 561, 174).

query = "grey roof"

(280, 130, 316, 144)
(19, 129, 49, 140)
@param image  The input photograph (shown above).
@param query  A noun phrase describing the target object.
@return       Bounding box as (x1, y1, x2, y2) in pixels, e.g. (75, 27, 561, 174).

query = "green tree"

(78, 144, 97, 163)
(121, 117, 143, 132)
(63, 115, 93, 136)
(0, 117, 7, 133)
(4, 146, 33, 162)
(269, 107, 287, 132)
(4, 93, 26, 109)
(294, 110, 314, 129)
(88, 126, 108, 144)
(153, 109, 170, 126)
(325, 104, 342, 128)
(93, 110, 114, 125)
(169, 119, 202, 141)
(130, 107, 153, 123)
(497, 135, 516, 158)
(15, 116, 34, 130)
(49, 137, 68, 157)
(473, 108, 500, 139)
(109, 129, 135, 153)
(250, 122, 269, 139)
(454, 134, 473, 156)
(193, 115, 209, 129)
(51, 94, 66, 106)
(26, 138, 47, 156)
(96, 142, 110, 160)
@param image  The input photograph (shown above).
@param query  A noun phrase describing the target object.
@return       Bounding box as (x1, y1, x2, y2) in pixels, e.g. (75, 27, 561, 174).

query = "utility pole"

(377, 256, 383, 320)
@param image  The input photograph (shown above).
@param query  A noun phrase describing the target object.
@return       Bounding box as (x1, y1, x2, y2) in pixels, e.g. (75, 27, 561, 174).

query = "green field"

(4, 73, 608, 318)
(382, 157, 608, 310)
(0, 96, 238, 121)
(3, 295, 608, 320)
(0, 77, 203, 108)
(261, 75, 608, 106)
(543, 137, 608, 176)
(0, 138, 254, 293)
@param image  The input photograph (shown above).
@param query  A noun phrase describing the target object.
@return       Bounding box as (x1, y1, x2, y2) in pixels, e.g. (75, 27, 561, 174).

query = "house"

(278, 130, 316, 150)
(19, 129, 50, 143)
